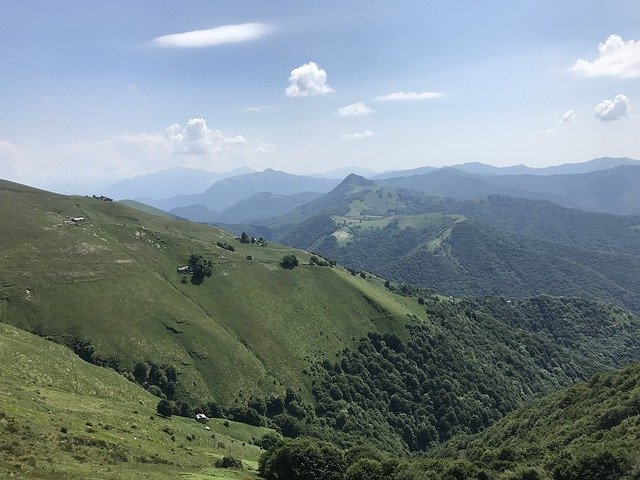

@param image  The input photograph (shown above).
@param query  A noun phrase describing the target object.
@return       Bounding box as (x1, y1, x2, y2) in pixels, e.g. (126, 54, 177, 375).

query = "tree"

(188, 253, 213, 284)
(280, 254, 299, 269)
(156, 399, 173, 417)
(240, 232, 250, 244)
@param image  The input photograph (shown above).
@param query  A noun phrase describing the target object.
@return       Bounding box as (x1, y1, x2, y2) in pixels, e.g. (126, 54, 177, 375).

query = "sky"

(1, 0, 639, 193)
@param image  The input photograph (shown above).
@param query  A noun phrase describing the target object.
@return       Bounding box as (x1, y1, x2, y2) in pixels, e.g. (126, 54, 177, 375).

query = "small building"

(195, 413, 209, 424)
(177, 266, 191, 274)
(67, 216, 86, 224)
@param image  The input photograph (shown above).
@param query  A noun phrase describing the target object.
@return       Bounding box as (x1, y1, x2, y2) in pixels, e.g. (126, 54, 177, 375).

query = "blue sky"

(1, 0, 639, 192)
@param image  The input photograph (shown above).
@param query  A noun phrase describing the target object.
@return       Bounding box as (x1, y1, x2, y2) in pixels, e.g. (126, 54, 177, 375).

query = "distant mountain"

(151, 168, 340, 213)
(484, 165, 640, 214)
(170, 191, 324, 224)
(103, 166, 254, 201)
(379, 165, 640, 214)
(452, 157, 640, 175)
(376, 157, 640, 179)
(378, 167, 571, 204)
(310, 165, 379, 179)
(212, 191, 324, 225)
(374, 165, 438, 180)
(265, 176, 640, 312)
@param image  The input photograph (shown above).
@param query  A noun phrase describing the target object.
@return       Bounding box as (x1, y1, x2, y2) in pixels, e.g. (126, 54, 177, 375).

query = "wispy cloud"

(570, 34, 640, 78)
(151, 22, 271, 48)
(336, 102, 373, 116)
(594, 94, 630, 122)
(285, 62, 334, 97)
(373, 91, 444, 102)
(243, 105, 274, 113)
(558, 109, 576, 125)
(342, 130, 374, 141)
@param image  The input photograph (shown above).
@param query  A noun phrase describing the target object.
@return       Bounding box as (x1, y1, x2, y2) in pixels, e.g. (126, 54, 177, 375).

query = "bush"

(215, 456, 244, 469)
(280, 254, 299, 269)
(156, 399, 173, 417)
(216, 241, 235, 252)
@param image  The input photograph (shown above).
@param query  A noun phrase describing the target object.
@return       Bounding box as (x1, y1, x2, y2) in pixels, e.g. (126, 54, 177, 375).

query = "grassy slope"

(0, 179, 410, 403)
(0, 322, 270, 480)
(117, 199, 177, 219)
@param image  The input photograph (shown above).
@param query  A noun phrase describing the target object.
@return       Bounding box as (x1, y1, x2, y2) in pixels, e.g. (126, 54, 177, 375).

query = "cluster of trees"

(239, 231, 267, 245)
(132, 361, 178, 400)
(310, 254, 335, 267)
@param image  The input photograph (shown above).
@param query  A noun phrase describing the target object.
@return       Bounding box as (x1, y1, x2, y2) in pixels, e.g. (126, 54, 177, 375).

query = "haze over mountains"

(112, 157, 640, 227)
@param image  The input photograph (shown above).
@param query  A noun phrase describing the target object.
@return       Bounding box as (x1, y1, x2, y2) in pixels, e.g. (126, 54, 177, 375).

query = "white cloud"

(151, 22, 271, 48)
(243, 105, 273, 112)
(166, 117, 247, 155)
(594, 94, 630, 122)
(336, 102, 374, 116)
(538, 128, 557, 135)
(342, 130, 375, 141)
(285, 62, 334, 97)
(570, 34, 640, 78)
(559, 110, 576, 125)
(373, 91, 444, 102)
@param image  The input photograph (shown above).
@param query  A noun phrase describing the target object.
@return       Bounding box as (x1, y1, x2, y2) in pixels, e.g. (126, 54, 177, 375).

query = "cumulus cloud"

(151, 22, 271, 48)
(336, 102, 373, 116)
(342, 130, 375, 141)
(285, 62, 334, 97)
(594, 94, 630, 122)
(373, 91, 444, 102)
(570, 34, 640, 78)
(559, 110, 576, 125)
(166, 117, 247, 155)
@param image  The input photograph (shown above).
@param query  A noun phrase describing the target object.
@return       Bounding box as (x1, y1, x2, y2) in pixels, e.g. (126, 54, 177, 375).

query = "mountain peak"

(340, 173, 376, 187)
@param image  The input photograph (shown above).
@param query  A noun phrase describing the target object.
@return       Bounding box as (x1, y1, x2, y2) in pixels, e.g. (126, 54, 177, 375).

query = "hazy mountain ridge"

(103, 165, 254, 200)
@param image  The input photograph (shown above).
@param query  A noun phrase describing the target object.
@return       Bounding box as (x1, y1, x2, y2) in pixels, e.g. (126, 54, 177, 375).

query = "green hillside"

(0, 179, 409, 406)
(0, 321, 270, 480)
(269, 178, 640, 312)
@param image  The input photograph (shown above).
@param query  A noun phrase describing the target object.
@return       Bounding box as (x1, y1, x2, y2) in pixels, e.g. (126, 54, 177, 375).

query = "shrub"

(280, 254, 299, 269)
(215, 456, 244, 469)
(156, 399, 173, 417)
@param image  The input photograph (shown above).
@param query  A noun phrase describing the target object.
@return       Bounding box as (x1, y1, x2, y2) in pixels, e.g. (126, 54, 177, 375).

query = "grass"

(0, 322, 268, 479)
(0, 179, 412, 405)
(116, 199, 177, 219)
